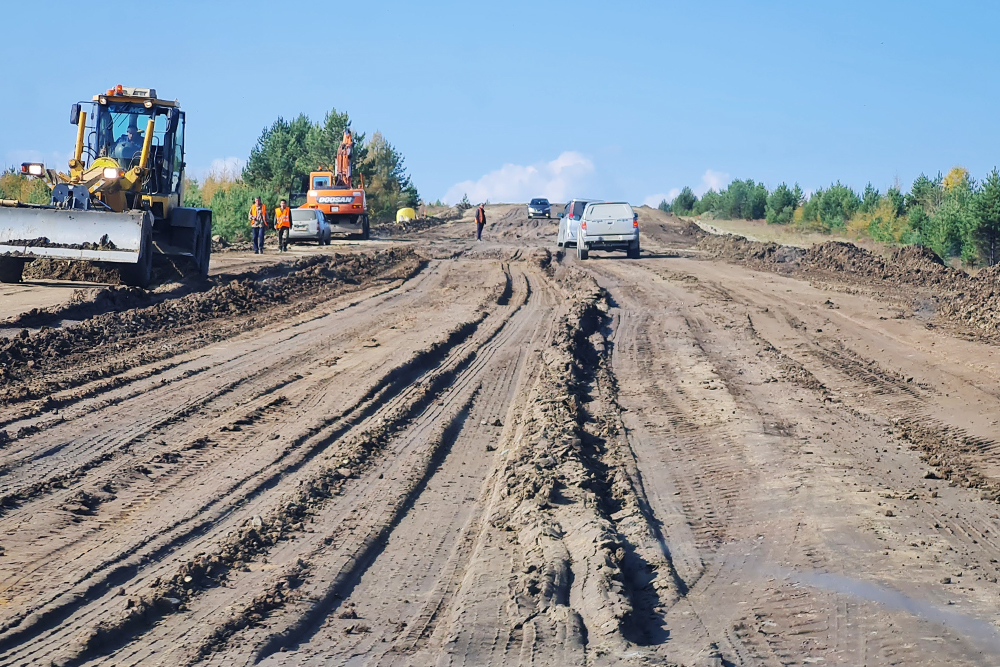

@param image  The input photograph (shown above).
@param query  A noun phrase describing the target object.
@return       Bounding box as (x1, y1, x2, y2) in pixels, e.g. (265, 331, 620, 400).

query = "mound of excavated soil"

(0, 249, 421, 405)
(373, 216, 448, 237)
(698, 232, 1000, 336)
(3, 286, 154, 329)
(700, 235, 964, 288)
(974, 263, 1000, 284)
(23, 259, 122, 284)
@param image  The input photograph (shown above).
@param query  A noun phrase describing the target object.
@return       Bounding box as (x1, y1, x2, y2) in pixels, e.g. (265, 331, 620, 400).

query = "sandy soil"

(1, 206, 1000, 666)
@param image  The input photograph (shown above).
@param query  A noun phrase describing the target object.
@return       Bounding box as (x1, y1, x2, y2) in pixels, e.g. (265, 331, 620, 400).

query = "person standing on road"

(275, 199, 291, 252)
(475, 203, 486, 242)
(249, 197, 268, 254)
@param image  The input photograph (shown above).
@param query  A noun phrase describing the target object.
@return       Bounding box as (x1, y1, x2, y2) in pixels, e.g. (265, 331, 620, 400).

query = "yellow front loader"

(0, 85, 212, 287)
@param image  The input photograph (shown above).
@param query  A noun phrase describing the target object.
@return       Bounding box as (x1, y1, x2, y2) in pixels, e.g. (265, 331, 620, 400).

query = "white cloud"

(698, 169, 730, 195)
(191, 157, 245, 181)
(442, 151, 595, 205)
(642, 188, 680, 208)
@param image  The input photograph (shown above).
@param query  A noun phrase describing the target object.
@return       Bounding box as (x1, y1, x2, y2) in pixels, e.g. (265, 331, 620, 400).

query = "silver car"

(289, 208, 332, 245)
(556, 198, 597, 248)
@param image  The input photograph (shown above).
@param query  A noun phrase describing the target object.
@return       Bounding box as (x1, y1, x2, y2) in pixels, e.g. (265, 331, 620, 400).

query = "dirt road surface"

(2, 206, 1000, 666)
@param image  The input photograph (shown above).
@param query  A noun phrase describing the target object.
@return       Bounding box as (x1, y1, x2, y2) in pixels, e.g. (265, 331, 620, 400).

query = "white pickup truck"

(576, 202, 640, 260)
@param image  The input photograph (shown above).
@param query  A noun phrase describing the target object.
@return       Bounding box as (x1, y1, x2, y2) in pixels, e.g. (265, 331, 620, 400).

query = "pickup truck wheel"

(627, 239, 640, 259)
(577, 242, 589, 260)
(0, 257, 27, 283)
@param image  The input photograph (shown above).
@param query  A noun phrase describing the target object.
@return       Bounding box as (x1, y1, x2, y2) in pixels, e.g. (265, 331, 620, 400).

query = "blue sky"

(2, 1, 998, 205)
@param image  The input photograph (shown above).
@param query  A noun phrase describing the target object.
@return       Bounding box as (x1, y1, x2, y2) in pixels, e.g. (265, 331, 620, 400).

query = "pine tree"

(973, 168, 1000, 266)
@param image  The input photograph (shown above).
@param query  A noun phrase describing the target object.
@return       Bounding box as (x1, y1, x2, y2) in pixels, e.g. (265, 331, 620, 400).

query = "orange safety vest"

(249, 203, 267, 227)
(275, 206, 291, 229)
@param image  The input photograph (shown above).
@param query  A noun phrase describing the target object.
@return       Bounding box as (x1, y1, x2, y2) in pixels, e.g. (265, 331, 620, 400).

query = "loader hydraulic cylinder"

(139, 117, 155, 170)
(74, 111, 87, 163)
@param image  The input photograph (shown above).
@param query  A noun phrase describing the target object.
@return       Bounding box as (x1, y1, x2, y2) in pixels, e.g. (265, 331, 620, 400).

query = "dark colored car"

(527, 198, 551, 219)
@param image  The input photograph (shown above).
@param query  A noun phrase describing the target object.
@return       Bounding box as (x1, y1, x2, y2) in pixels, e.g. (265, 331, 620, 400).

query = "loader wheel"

(0, 257, 26, 283)
(361, 216, 370, 241)
(196, 217, 212, 277)
(121, 216, 153, 288)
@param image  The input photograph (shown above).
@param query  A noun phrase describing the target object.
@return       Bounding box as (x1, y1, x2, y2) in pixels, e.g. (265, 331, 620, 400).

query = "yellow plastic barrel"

(396, 207, 416, 223)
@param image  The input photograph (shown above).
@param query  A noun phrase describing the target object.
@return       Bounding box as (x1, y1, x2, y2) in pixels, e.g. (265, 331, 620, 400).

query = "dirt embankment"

(0, 249, 423, 408)
(372, 215, 449, 237)
(696, 231, 1000, 336)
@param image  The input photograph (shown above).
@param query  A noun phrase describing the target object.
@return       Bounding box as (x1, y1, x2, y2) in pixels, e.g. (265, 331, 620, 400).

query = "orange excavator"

(301, 127, 369, 239)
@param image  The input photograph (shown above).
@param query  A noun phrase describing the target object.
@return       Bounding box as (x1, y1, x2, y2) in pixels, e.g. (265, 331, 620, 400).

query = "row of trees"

(660, 167, 1000, 266)
(0, 169, 50, 204)
(185, 108, 419, 240)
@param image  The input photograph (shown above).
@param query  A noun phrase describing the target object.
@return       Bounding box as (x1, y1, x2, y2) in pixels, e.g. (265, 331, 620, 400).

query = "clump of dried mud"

(893, 418, 1000, 501)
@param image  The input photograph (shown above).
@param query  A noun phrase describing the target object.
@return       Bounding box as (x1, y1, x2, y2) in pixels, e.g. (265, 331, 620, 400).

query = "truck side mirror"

(70, 103, 81, 124)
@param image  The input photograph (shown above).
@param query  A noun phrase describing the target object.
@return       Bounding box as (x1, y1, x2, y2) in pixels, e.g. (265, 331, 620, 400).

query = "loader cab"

(88, 97, 185, 208)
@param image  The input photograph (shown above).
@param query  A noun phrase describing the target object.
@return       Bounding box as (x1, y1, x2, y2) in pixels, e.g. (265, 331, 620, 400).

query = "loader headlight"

(20, 163, 44, 176)
(102, 167, 121, 179)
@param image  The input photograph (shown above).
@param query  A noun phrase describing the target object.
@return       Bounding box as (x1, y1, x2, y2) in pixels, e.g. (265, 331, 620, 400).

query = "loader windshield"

(92, 102, 182, 195)
(94, 103, 169, 170)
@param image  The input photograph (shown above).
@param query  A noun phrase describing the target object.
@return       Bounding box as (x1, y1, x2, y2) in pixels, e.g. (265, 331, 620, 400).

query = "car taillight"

(581, 220, 587, 230)
(633, 217, 639, 228)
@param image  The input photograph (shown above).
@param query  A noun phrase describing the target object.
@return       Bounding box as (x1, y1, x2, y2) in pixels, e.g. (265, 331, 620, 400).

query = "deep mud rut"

(2, 207, 1000, 666)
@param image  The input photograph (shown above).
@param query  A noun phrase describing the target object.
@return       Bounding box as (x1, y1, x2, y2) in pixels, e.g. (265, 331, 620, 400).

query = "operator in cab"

(113, 116, 145, 164)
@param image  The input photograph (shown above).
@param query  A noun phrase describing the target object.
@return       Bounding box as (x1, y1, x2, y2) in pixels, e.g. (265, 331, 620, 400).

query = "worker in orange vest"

(475, 203, 487, 242)
(248, 197, 268, 254)
(275, 199, 292, 252)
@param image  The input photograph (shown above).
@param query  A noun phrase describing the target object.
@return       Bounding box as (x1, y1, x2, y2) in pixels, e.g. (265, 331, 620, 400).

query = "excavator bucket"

(0, 205, 147, 263)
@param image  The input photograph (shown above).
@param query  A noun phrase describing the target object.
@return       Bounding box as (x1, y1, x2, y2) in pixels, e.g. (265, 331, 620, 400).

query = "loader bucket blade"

(0, 207, 145, 264)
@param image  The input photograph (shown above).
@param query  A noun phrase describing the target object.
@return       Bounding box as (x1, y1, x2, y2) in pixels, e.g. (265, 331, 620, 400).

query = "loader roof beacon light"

(0, 86, 213, 288)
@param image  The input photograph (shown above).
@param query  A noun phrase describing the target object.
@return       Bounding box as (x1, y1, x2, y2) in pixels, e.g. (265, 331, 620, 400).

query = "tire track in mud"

(258, 263, 561, 667)
(186, 265, 543, 666)
(0, 261, 448, 528)
(392, 269, 685, 666)
(583, 254, 1000, 666)
(0, 257, 505, 666)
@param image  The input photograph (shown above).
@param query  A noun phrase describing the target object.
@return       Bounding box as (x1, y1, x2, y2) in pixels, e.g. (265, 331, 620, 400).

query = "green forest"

(185, 108, 419, 240)
(0, 170, 51, 204)
(662, 167, 1000, 267)
(2, 108, 419, 242)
